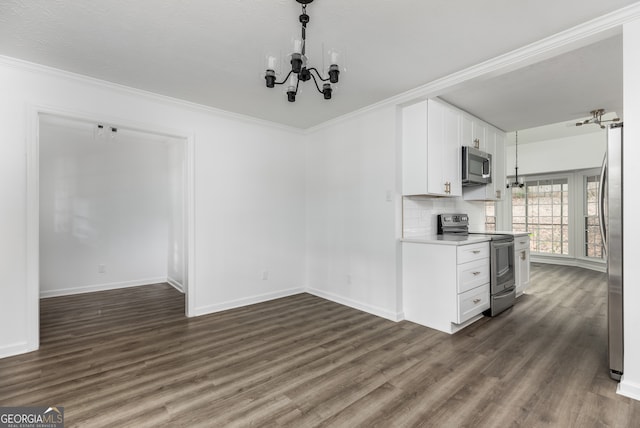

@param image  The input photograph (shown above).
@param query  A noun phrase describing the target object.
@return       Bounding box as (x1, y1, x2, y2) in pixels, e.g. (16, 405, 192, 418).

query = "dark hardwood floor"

(1, 264, 639, 427)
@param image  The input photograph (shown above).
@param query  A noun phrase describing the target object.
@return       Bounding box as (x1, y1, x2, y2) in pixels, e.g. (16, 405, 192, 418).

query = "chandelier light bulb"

(267, 56, 277, 71)
(293, 39, 303, 54)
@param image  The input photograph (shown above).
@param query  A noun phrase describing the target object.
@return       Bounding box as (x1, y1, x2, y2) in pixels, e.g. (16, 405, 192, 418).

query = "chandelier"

(575, 108, 620, 129)
(264, 0, 341, 102)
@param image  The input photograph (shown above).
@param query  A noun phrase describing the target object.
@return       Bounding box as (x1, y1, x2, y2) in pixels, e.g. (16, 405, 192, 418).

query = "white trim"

(306, 3, 640, 134)
(0, 55, 304, 135)
(167, 277, 185, 293)
(25, 105, 40, 355)
(307, 288, 403, 322)
(530, 255, 607, 272)
(618, 377, 640, 401)
(192, 288, 305, 317)
(185, 132, 196, 317)
(39, 278, 168, 299)
(0, 342, 33, 360)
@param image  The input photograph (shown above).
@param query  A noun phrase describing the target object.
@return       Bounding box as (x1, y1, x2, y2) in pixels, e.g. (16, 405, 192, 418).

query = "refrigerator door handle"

(599, 153, 607, 255)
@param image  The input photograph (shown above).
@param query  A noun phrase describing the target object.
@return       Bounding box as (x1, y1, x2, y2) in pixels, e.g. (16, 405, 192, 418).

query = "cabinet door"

(461, 115, 473, 148)
(493, 131, 506, 201)
(426, 100, 447, 196)
(402, 101, 429, 195)
(472, 120, 487, 152)
(520, 248, 530, 290)
(443, 105, 462, 196)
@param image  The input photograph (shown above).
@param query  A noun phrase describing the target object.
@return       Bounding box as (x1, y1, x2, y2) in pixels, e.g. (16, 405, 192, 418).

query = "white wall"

(505, 132, 606, 175)
(0, 58, 306, 357)
(167, 141, 186, 290)
(305, 106, 401, 320)
(39, 116, 174, 297)
(619, 17, 640, 401)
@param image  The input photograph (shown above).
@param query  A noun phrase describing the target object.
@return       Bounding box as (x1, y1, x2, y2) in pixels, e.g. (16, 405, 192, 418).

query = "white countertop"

(401, 234, 492, 246)
(469, 230, 530, 237)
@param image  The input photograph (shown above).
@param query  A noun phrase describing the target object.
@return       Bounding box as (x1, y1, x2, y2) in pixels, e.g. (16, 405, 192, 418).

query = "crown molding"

(305, 2, 640, 134)
(0, 55, 305, 135)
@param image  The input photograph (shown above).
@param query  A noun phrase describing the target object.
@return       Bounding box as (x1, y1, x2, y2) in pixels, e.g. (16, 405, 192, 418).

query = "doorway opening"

(33, 112, 193, 348)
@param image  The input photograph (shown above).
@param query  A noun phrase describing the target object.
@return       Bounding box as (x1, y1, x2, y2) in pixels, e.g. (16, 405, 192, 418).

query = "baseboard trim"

(39, 277, 168, 298)
(306, 288, 403, 322)
(193, 287, 305, 317)
(618, 378, 640, 402)
(530, 256, 606, 273)
(618, 378, 640, 401)
(0, 342, 36, 359)
(167, 277, 185, 293)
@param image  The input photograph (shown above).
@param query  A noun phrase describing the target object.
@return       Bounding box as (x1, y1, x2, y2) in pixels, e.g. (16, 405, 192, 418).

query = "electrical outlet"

(98, 264, 106, 274)
(262, 270, 269, 280)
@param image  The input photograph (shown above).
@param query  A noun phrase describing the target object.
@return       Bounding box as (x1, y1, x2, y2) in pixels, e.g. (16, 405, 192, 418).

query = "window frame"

(510, 174, 572, 256)
(503, 168, 606, 266)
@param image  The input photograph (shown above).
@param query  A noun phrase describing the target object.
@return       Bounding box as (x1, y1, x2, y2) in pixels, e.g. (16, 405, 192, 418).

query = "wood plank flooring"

(1, 264, 639, 427)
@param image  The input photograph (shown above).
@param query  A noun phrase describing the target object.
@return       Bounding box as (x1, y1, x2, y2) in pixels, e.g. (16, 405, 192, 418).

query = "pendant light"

(263, 0, 342, 102)
(506, 131, 525, 189)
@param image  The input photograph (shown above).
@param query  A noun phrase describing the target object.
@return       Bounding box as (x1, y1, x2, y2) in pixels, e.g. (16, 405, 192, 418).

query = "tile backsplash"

(403, 196, 487, 237)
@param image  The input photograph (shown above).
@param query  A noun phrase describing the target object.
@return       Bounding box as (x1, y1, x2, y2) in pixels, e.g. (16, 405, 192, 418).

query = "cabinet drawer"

(515, 236, 530, 251)
(456, 284, 490, 324)
(457, 258, 490, 293)
(457, 242, 489, 264)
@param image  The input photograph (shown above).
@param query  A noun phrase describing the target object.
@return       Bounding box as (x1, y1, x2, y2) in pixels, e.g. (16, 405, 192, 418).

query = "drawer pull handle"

(472, 271, 481, 276)
(519, 241, 527, 245)
(472, 250, 481, 254)
(473, 298, 481, 304)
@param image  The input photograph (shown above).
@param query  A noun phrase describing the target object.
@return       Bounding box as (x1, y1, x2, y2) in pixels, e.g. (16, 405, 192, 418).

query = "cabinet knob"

(473, 298, 481, 304)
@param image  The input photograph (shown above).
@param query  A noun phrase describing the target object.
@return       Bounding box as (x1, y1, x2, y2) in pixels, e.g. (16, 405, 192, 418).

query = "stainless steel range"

(438, 213, 516, 317)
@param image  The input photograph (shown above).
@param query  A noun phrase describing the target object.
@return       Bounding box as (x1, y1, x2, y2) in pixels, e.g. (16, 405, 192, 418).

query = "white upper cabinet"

(461, 114, 488, 152)
(462, 122, 506, 201)
(402, 98, 504, 200)
(402, 99, 461, 197)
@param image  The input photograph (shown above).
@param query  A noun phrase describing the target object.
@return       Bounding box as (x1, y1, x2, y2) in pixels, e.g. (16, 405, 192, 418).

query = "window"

(585, 175, 603, 258)
(512, 178, 569, 255)
(485, 201, 496, 232)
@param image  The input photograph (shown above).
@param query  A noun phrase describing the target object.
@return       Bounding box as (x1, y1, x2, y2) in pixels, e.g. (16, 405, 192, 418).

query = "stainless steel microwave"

(462, 146, 492, 186)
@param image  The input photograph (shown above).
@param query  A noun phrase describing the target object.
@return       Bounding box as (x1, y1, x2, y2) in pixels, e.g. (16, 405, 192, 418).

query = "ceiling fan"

(575, 109, 620, 129)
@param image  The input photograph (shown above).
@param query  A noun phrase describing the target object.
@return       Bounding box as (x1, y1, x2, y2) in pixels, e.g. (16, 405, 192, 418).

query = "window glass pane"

(512, 177, 570, 255)
(584, 174, 603, 259)
(485, 201, 496, 232)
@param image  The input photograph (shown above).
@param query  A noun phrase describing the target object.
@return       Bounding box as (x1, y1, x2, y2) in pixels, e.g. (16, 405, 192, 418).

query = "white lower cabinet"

(403, 241, 490, 334)
(514, 235, 531, 296)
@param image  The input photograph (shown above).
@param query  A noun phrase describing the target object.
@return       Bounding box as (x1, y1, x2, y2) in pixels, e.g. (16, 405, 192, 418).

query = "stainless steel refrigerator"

(600, 122, 623, 380)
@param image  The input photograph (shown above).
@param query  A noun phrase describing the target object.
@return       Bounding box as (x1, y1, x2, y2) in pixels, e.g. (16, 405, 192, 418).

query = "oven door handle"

(492, 241, 513, 249)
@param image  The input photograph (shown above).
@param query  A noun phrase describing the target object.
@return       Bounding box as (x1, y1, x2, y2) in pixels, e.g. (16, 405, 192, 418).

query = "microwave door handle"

(483, 157, 491, 178)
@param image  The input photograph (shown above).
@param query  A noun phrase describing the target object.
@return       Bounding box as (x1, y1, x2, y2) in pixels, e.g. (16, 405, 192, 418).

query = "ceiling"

(441, 35, 623, 133)
(0, 0, 635, 129)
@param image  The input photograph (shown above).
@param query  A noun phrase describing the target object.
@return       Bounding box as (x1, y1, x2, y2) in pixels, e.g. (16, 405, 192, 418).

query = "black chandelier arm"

(307, 67, 330, 82)
(309, 72, 325, 94)
(271, 69, 294, 86)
